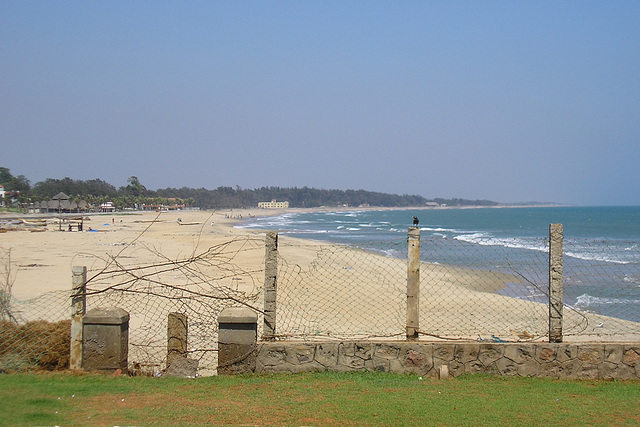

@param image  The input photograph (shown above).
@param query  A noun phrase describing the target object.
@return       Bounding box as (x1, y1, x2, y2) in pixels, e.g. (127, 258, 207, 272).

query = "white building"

(258, 199, 289, 209)
(100, 202, 115, 212)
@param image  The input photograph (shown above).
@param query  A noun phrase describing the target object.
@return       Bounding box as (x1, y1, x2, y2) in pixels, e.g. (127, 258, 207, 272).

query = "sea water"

(239, 206, 640, 322)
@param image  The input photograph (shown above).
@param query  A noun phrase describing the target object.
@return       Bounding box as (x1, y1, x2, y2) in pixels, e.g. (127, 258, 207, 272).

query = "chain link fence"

(0, 290, 69, 372)
(1, 229, 639, 373)
(82, 235, 265, 375)
(1, 236, 265, 374)
(273, 233, 640, 342)
(276, 242, 407, 339)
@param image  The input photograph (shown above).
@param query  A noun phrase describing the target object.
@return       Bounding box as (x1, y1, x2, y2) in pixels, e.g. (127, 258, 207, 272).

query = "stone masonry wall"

(255, 342, 640, 380)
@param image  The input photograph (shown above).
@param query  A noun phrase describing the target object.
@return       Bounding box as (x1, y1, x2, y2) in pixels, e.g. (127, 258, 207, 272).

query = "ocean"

(239, 206, 640, 323)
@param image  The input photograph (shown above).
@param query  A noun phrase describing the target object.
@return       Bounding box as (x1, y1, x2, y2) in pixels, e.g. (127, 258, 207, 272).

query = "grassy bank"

(1, 371, 638, 426)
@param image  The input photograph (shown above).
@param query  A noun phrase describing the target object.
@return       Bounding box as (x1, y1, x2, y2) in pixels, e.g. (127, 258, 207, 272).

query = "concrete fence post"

(218, 307, 258, 374)
(407, 227, 420, 340)
(263, 231, 278, 340)
(70, 266, 86, 370)
(167, 312, 188, 368)
(82, 307, 129, 373)
(549, 223, 564, 343)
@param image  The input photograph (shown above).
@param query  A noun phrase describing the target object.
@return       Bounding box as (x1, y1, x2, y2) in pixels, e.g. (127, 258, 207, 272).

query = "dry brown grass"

(0, 319, 70, 371)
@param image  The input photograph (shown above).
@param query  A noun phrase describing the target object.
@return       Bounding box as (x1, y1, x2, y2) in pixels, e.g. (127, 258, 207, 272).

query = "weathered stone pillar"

(407, 227, 420, 340)
(70, 266, 86, 370)
(263, 232, 278, 340)
(165, 312, 198, 377)
(549, 223, 564, 343)
(167, 312, 188, 368)
(82, 307, 129, 373)
(218, 307, 258, 374)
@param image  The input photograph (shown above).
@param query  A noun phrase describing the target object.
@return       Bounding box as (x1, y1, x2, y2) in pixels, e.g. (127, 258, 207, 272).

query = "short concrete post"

(407, 227, 420, 340)
(263, 232, 278, 340)
(218, 307, 257, 374)
(70, 266, 86, 370)
(82, 307, 129, 373)
(167, 312, 188, 368)
(549, 223, 564, 343)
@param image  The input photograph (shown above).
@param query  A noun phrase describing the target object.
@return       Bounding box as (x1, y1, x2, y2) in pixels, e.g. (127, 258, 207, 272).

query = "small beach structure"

(52, 192, 69, 230)
(100, 202, 115, 212)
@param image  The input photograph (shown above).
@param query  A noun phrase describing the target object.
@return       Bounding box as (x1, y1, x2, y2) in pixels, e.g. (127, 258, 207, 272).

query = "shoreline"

(0, 204, 604, 301)
(0, 206, 524, 300)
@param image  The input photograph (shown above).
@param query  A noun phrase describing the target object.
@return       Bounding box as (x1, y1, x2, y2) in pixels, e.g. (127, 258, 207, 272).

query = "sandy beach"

(1, 209, 283, 300)
(0, 205, 451, 300)
(1, 208, 637, 344)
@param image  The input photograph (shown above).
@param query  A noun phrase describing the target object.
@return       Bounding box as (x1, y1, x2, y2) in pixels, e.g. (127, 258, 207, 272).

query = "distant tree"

(0, 167, 31, 194)
(0, 167, 505, 210)
(120, 176, 148, 197)
(31, 177, 116, 199)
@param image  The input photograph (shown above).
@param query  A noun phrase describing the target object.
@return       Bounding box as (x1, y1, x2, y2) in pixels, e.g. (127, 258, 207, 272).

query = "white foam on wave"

(564, 239, 640, 265)
(574, 293, 639, 308)
(454, 233, 548, 253)
(454, 233, 636, 264)
(623, 275, 640, 285)
(564, 251, 631, 265)
(325, 210, 363, 216)
(236, 212, 301, 229)
(420, 226, 465, 234)
(454, 232, 487, 241)
(374, 248, 404, 258)
(278, 229, 330, 235)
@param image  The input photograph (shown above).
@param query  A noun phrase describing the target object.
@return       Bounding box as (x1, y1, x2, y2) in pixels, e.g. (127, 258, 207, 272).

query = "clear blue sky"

(2, 1, 639, 205)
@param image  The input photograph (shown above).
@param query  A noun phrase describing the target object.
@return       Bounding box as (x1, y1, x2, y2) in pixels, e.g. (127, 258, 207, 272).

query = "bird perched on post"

(412, 216, 419, 226)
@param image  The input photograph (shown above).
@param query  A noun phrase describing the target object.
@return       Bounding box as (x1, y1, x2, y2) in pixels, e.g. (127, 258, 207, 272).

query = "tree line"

(0, 167, 499, 210)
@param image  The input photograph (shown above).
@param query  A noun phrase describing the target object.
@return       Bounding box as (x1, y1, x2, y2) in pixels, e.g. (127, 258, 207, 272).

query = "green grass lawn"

(0, 371, 638, 426)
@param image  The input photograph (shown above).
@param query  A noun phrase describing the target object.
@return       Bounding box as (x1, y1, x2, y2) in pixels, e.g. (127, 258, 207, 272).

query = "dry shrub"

(0, 319, 70, 371)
